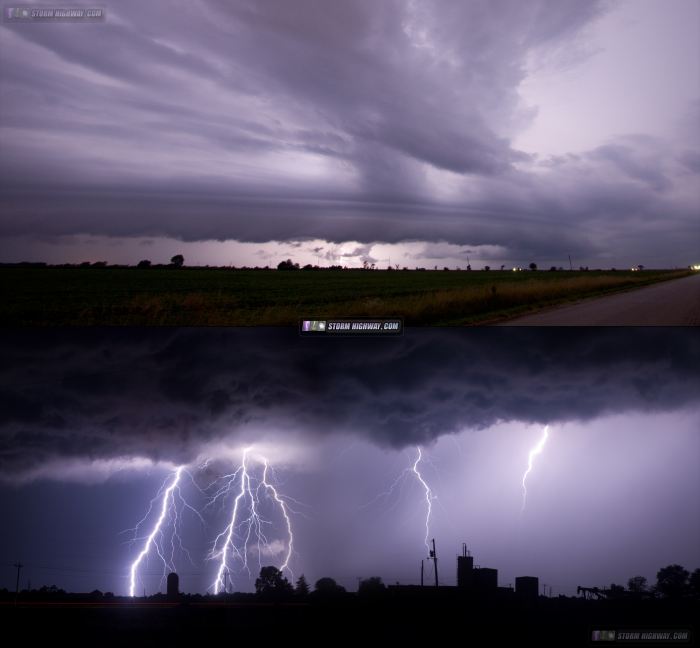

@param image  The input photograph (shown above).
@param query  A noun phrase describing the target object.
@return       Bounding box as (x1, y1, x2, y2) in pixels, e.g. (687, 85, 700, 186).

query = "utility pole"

(13, 562, 23, 605)
(420, 560, 424, 587)
(568, 255, 573, 271)
(542, 583, 548, 597)
(429, 539, 439, 588)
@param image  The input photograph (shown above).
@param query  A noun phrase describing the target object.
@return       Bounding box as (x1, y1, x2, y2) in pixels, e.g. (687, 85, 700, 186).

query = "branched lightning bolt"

(128, 466, 184, 597)
(365, 447, 435, 554)
(210, 448, 300, 594)
(412, 447, 433, 554)
(261, 459, 293, 577)
(521, 425, 550, 514)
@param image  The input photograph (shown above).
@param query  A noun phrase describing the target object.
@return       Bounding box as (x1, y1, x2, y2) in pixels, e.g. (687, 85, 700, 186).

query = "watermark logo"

(4, 6, 105, 22)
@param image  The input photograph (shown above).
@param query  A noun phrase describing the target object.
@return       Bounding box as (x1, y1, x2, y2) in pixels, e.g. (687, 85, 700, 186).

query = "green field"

(0, 267, 691, 326)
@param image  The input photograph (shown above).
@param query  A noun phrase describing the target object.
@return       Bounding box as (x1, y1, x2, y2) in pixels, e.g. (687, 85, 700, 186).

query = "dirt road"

(501, 273, 700, 326)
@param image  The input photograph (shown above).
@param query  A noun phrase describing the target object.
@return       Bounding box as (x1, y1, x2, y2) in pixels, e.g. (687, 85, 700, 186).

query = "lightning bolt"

(261, 458, 294, 577)
(210, 448, 299, 594)
(412, 447, 433, 554)
(128, 466, 183, 597)
(521, 425, 550, 514)
(365, 446, 435, 555)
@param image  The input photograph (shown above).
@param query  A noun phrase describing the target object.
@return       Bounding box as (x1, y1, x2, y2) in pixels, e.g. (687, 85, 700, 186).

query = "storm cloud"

(0, 0, 698, 266)
(1, 328, 698, 480)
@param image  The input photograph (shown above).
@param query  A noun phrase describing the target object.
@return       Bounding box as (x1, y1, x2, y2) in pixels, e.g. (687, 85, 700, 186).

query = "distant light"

(692, 264, 700, 271)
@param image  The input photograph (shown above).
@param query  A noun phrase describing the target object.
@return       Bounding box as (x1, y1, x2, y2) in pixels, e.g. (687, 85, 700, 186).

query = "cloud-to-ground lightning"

(521, 426, 550, 514)
(365, 446, 435, 555)
(261, 458, 293, 575)
(210, 448, 300, 594)
(412, 448, 434, 554)
(128, 466, 184, 597)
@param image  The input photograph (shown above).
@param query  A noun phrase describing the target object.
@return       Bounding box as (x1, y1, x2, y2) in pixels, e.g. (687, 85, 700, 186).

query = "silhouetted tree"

(500, 265, 505, 271)
(689, 569, 700, 598)
(627, 576, 648, 593)
(277, 259, 299, 271)
(314, 577, 346, 595)
(171, 254, 184, 267)
(656, 564, 689, 598)
(255, 566, 293, 598)
(295, 574, 310, 598)
(529, 262, 537, 271)
(358, 576, 386, 597)
(637, 264, 644, 271)
(137, 259, 151, 268)
(483, 266, 490, 271)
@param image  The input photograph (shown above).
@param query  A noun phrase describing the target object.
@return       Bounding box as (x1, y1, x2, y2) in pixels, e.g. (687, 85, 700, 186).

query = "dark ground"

(1, 595, 695, 646)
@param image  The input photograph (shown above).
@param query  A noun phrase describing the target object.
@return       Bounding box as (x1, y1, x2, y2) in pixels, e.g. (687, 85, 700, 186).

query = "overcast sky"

(0, 0, 698, 268)
(1, 328, 698, 596)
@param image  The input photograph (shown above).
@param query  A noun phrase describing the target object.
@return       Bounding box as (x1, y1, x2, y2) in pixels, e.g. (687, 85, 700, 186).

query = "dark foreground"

(2, 596, 695, 647)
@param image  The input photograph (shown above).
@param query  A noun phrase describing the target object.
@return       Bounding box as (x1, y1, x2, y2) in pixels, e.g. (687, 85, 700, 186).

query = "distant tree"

(483, 266, 490, 271)
(171, 254, 184, 267)
(363, 260, 369, 270)
(466, 264, 471, 271)
(549, 266, 557, 272)
(255, 566, 293, 598)
(500, 265, 505, 271)
(137, 259, 152, 268)
(689, 569, 700, 598)
(92, 261, 107, 268)
(295, 574, 310, 598)
(529, 262, 537, 271)
(277, 259, 299, 271)
(627, 576, 648, 593)
(656, 564, 689, 598)
(302, 263, 315, 271)
(443, 266, 450, 271)
(314, 577, 346, 595)
(637, 264, 644, 271)
(358, 577, 386, 597)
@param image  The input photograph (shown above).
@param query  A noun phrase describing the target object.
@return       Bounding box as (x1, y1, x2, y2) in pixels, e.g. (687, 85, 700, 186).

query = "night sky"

(1, 328, 698, 596)
(1, 0, 699, 269)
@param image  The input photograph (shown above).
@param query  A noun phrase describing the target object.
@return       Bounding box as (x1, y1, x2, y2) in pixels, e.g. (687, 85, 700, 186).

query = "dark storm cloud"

(3, 0, 697, 264)
(0, 329, 698, 479)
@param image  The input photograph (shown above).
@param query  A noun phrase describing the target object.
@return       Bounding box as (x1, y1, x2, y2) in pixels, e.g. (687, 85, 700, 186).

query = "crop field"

(0, 267, 690, 326)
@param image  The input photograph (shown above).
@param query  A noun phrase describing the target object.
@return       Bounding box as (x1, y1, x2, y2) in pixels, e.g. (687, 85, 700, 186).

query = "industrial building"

(388, 540, 542, 603)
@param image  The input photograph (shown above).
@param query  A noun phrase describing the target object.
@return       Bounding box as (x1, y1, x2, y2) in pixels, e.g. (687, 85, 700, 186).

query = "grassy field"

(0, 267, 691, 326)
